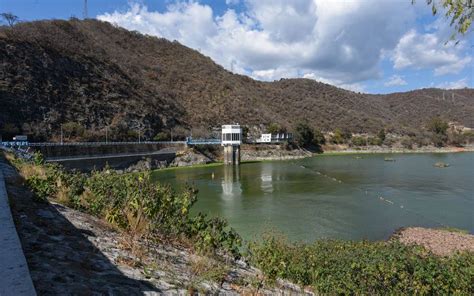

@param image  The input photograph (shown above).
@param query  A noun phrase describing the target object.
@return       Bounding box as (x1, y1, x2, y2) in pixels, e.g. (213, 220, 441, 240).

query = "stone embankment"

(241, 144, 311, 161)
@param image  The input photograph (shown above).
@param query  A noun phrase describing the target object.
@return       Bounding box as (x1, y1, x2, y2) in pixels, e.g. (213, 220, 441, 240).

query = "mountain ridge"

(0, 19, 472, 141)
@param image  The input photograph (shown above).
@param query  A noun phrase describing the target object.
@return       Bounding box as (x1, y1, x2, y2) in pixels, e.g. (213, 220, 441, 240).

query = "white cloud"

(98, 1, 454, 87)
(391, 29, 472, 76)
(437, 78, 469, 89)
(384, 75, 407, 87)
(225, 0, 240, 5)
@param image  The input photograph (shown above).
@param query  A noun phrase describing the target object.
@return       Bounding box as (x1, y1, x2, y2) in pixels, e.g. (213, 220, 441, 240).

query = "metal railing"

(8, 141, 187, 147)
(186, 138, 222, 145)
(1, 139, 226, 147)
(0, 141, 29, 147)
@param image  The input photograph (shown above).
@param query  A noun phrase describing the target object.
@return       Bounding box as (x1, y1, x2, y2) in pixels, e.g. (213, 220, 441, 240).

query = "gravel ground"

(395, 227, 474, 256)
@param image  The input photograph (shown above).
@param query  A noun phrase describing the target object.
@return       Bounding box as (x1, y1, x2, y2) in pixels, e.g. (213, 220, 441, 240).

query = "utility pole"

(83, 0, 88, 19)
(105, 126, 108, 143)
(60, 124, 63, 145)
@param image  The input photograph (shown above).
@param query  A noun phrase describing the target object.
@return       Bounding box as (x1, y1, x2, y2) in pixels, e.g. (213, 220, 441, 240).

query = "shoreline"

(319, 146, 474, 156)
(152, 146, 474, 172)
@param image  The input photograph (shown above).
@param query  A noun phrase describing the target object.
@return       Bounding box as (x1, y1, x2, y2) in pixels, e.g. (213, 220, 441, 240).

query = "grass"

(190, 256, 229, 283)
(438, 226, 470, 234)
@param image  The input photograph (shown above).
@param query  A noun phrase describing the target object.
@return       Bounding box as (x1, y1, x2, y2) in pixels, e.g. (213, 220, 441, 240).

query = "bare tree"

(1, 12, 19, 27)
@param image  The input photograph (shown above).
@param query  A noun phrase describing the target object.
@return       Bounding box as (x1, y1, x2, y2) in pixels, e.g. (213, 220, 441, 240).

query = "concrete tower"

(221, 124, 242, 165)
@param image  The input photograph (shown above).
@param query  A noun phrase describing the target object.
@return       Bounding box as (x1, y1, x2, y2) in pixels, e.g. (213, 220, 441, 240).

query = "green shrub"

(249, 234, 474, 294)
(153, 131, 170, 141)
(16, 157, 241, 258)
(367, 136, 383, 146)
(26, 175, 56, 202)
(293, 122, 314, 147)
(351, 136, 367, 146)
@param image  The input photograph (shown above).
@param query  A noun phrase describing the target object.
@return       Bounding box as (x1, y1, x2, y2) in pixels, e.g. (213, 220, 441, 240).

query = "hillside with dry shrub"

(0, 19, 473, 141)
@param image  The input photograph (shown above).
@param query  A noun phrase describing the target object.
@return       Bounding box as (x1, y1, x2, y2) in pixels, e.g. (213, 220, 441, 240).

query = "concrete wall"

(32, 143, 186, 159)
(0, 171, 36, 295)
(49, 152, 176, 172)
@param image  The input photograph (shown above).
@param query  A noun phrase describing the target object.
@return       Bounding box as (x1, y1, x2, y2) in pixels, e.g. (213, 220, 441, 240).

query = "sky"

(1, 0, 472, 94)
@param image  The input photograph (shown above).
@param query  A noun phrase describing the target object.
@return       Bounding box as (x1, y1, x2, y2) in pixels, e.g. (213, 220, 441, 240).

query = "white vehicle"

(13, 135, 28, 141)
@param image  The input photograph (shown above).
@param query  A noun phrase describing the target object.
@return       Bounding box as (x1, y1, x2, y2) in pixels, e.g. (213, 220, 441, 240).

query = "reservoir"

(152, 153, 473, 242)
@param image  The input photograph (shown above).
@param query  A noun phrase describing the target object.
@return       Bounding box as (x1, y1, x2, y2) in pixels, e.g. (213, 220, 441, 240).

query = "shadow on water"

(2, 160, 159, 295)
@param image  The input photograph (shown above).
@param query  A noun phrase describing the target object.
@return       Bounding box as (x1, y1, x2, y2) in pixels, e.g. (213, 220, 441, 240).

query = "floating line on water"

(293, 162, 448, 228)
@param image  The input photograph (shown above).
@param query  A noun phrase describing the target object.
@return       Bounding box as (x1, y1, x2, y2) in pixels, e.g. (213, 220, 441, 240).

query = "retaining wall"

(0, 171, 36, 295)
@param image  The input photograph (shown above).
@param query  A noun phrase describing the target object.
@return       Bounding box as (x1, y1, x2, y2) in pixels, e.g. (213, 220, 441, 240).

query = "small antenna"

(83, 0, 88, 19)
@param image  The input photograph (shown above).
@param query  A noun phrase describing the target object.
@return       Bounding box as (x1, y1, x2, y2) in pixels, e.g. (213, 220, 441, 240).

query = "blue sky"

(1, 0, 472, 94)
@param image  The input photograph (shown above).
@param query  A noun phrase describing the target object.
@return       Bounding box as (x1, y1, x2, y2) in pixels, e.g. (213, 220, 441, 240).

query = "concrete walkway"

(0, 170, 36, 295)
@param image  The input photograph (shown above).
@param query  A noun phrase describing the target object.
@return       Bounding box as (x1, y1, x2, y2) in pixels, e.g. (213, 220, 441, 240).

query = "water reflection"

(260, 164, 273, 193)
(221, 166, 242, 200)
(153, 153, 474, 241)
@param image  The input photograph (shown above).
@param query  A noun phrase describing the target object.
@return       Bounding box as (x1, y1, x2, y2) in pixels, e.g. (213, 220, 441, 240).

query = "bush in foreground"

(11, 154, 241, 258)
(248, 234, 473, 294)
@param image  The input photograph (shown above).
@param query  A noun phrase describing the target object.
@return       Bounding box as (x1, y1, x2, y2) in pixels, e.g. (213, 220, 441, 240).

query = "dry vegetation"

(1, 19, 473, 141)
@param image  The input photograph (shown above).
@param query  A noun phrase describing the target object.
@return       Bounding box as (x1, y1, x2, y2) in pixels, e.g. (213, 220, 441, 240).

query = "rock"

(36, 209, 55, 219)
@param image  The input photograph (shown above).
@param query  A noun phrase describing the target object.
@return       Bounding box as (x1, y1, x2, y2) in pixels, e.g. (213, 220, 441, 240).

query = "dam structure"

(221, 124, 242, 165)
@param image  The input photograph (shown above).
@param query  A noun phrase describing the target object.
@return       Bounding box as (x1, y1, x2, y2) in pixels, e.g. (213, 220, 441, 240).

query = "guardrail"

(0, 141, 29, 147)
(0, 141, 187, 147)
(1, 139, 226, 147)
(186, 138, 222, 145)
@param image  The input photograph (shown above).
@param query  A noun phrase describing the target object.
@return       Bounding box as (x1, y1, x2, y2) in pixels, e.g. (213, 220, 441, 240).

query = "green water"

(152, 153, 474, 242)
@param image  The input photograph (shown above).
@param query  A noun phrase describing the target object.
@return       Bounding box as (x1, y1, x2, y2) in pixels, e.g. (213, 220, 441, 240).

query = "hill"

(0, 19, 473, 141)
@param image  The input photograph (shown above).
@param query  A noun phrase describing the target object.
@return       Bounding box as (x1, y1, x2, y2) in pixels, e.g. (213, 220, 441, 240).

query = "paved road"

(0, 164, 36, 295)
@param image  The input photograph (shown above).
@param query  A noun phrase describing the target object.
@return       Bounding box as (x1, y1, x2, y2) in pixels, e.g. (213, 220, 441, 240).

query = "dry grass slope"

(0, 19, 473, 141)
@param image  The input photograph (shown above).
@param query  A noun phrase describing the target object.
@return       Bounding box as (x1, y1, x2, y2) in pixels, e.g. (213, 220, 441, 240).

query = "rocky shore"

(240, 144, 311, 161)
(393, 227, 474, 256)
(322, 144, 474, 155)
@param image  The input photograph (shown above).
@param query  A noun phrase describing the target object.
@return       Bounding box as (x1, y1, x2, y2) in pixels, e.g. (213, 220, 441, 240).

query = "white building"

(256, 133, 272, 143)
(256, 133, 293, 143)
(221, 124, 242, 146)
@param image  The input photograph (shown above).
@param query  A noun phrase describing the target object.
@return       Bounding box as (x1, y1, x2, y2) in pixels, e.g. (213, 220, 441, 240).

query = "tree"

(293, 122, 314, 147)
(427, 117, 449, 135)
(313, 129, 326, 146)
(1, 13, 19, 27)
(351, 136, 367, 146)
(153, 131, 170, 141)
(241, 126, 249, 141)
(331, 128, 344, 144)
(1, 123, 19, 139)
(62, 122, 85, 140)
(415, 0, 473, 40)
(377, 129, 386, 142)
(267, 123, 283, 135)
(427, 117, 449, 147)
